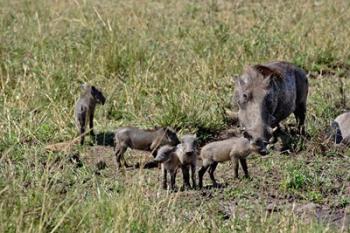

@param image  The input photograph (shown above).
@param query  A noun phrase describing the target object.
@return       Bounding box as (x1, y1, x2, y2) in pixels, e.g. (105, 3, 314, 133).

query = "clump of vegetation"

(280, 165, 312, 191)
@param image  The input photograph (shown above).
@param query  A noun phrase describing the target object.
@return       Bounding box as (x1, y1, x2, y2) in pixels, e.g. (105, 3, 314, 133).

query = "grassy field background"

(1, 0, 350, 232)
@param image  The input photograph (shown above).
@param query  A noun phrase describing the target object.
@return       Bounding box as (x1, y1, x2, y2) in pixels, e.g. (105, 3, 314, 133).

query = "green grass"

(1, 0, 350, 232)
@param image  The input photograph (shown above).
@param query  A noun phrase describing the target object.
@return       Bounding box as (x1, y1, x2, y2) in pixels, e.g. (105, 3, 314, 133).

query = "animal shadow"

(202, 182, 227, 190)
(95, 131, 115, 147)
(133, 160, 159, 169)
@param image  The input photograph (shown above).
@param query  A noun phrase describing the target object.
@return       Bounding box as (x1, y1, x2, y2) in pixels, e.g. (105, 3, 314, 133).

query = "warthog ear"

(91, 86, 98, 93)
(90, 86, 99, 97)
(182, 135, 188, 142)
(81, 83, 89, 90)
(231, 75, 239, 83)
(253, 65, 282, 79)
(164, 127, 173, 140)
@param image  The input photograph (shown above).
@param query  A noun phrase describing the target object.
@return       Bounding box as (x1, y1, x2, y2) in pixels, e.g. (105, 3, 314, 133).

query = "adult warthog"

(233, 61, 308, 154)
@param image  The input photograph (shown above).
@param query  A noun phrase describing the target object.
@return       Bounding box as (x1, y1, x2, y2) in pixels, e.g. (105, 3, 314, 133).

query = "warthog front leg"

(170, 170, 177, 191)
(89, 110, 95, 140)
(77, 113, 86, 145)
(190, 163, 197, 189)
(162, 167, 168, 190)
(239, 158, 249, 178)
(232, 157, 239, 179)
(181, 165, 191, 190)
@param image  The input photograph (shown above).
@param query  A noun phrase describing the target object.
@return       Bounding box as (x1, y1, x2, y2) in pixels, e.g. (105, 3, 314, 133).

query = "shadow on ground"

(95, 131, 115, 147)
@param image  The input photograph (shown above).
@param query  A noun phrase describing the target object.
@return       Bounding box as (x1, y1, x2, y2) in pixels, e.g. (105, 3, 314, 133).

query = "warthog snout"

(243, 131, 269, 156)
(258, 146, 268, 156)
(254, 139, 269, 156)
(184, 144, 195, 155)
(185, 150, 194, 156)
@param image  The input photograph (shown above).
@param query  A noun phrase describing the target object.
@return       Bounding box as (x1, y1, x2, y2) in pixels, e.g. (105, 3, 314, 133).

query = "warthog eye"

(243, 131, 252, 140)
(243, 92, 251, 100)
(239, 92, 251, 107)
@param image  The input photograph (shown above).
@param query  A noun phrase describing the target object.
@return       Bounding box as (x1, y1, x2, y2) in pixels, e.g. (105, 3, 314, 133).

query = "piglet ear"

(253, 65, 282, 88)
(253, 64, 281, 79)
(90, 86, 98, 95)
(81, 83, 89, 89)
(252, 65, 274, 77)
(231, 74, 239, 83)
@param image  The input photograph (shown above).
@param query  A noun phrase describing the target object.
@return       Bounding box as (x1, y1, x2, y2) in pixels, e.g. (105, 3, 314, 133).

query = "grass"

(1, 0, 350, 232)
